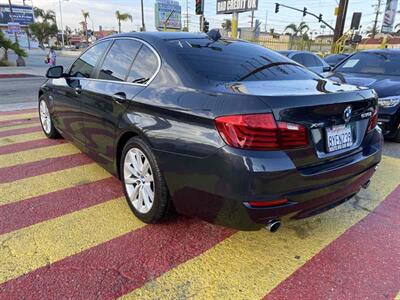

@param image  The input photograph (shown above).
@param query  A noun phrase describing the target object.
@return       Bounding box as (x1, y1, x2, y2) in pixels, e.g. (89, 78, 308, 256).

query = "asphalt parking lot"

(0, 108, 399, 299)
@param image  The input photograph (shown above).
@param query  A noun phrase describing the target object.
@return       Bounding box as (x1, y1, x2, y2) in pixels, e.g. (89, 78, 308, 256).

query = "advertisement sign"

(381, 0, 399, 33)
(216, 0, 258, 14)
(7, 22, 21, 34)
(0, 4, 34, 26)
(155, 0, 182, 30)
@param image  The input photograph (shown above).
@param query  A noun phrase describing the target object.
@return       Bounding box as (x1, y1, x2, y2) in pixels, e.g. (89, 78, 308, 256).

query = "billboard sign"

(7, 22, 21, 34)
(381, 0, 399, 33)
(216, 0, 258, 14)
(0, 4, 34, 26)
(155, 0, 182, 30)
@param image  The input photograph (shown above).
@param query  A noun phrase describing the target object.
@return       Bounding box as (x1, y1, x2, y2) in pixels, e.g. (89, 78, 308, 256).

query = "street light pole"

(59, 0, 65, 48)
(140, 0, 146, 31)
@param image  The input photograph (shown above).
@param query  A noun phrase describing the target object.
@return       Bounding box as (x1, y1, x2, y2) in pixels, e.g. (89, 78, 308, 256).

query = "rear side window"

(303, 54, 322, 67)
(98, 39, 141, 81)
(127, 45, 159, 84)
(291, 54, 305, 65)
(69, 41, 110, 78)
(167, 38, 318, 82)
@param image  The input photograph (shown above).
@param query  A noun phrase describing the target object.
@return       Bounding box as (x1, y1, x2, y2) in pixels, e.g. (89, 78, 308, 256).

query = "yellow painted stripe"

(0, 164, 111, 206)
(395, 292, 400, 300)
(0, 143, 80, 169)
(0, 197, 145, 284)
(0, 123, 38, 133)
(0, 112, 37, 122)
(0, 132, 45, 147)
(123, 156, 400, 300)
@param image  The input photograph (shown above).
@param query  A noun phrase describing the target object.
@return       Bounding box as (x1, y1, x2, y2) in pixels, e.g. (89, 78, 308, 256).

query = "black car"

(326, 50, 400, 142)
(39, 32, 382, 231)
(324, 53, 350, 67)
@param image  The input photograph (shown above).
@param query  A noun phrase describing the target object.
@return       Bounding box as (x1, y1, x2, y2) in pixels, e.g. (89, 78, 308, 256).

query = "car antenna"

(207, 29, 222, 42)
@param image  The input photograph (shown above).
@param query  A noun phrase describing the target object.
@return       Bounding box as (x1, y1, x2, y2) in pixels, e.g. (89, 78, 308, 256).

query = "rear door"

(80, 38, 160, 167)
(51, 40, 111, 146)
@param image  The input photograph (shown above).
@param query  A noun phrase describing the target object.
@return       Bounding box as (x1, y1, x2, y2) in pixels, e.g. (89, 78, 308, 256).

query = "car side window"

(127, 45, 159, 84)
(291, 54, 304, 65)
(69, 41, 110, 78)
(98, 39, 141, 82)
(302, 54, 321, 67)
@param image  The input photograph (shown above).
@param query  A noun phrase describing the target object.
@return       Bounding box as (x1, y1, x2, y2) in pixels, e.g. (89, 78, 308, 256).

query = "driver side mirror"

(323, 66, 332, 72)
(46, 66, 65, 79)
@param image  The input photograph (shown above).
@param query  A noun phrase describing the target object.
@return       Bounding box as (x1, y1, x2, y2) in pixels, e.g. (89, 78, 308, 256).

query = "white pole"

(59, 0, 65, 48)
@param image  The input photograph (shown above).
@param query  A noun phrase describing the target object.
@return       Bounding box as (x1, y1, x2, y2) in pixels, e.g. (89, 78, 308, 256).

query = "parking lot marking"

(0, 143, 80, 169)
(264, 186, 400, 300)
(0, 122, 39, 133)
(0, 177, 123, 235)
(0, 109, 36, 116)
(0, 163, 111, 206)
(0, 117, 40, 127)
(0, 197, 145, 284)
(122, 156, 400, 300)
(0, 112, 37, 122)
(0, 131, 45, 147)
(0, 138, 66, 155)
(0, 218, 233, 299)
(0, 153, 93, 183)
(0, 125, 41, 137)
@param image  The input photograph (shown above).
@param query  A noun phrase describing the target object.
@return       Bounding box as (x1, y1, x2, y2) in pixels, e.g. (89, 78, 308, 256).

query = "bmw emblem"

(343, 106, 352, 123)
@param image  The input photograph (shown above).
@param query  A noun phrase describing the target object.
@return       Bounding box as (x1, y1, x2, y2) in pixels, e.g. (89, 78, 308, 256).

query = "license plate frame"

(326, 124, 353, 153)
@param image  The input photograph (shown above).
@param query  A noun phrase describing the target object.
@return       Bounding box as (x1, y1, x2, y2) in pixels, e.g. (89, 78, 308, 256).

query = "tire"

(120, 137, 172, 223)
(38, 96, 61, 139)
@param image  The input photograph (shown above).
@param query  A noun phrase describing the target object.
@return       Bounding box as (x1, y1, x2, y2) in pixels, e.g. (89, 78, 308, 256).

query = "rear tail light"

(367, 107, 378, 132)
(248, 199, 288, 207)
(214, 113, 308, 150)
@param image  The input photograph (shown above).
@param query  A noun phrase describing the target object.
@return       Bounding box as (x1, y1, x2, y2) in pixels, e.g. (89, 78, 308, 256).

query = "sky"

(0, 0, 395, 36)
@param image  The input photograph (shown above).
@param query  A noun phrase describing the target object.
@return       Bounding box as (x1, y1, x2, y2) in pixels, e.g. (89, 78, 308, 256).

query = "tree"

(29, 7, 58, 48)
(222, 19, 232, 31)
(284, 21, 309, 37)
(115, 10, 133, 34)
(34, 7, 56, 23)
(82, 10, 90, 41)
(0, 30, 27, 63)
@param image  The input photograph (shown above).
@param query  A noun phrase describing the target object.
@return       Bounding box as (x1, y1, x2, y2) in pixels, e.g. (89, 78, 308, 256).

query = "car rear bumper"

(154, 127, 382, 230)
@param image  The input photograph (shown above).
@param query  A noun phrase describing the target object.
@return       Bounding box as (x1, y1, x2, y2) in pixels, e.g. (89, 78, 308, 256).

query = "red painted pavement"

(264, 186, 400, 300)
(0, 74, 41, 79)
(0, 177, 123, 235)
(0, 218, 234, 299)
(0, 108, 37, 116)
(0, 153, 93, 183)
(0, 125, 42, 138)
(0, 138, 66, 155)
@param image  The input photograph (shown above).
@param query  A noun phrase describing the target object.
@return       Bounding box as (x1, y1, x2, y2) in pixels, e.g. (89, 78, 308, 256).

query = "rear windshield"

(335, 52, 400, 76)
(167, 38, 319, 82)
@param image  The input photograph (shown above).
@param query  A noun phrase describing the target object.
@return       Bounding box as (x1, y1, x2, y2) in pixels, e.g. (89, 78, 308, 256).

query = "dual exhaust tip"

(265, 219, 281, 233)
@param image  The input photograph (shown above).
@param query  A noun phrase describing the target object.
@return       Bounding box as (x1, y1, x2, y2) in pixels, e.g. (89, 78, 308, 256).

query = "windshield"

(167, 38, 319, 82)
(335, 52, 400, 76)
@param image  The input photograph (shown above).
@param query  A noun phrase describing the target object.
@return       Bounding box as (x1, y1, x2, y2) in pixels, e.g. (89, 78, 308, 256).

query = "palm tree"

(82, 10, 90, 41)
(284, 21, 309, 37)
(115, 11, 133, 34)
(0, 30, 27, 63)
(33, 7, 56, 23)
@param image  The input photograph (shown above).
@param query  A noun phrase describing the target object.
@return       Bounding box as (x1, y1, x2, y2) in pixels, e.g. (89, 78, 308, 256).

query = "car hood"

(327, 72, 400, 98)
(220, 78, 363, 96)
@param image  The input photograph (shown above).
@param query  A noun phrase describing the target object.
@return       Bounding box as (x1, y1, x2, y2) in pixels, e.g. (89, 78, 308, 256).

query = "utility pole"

(250, 10, 254, 28)
(186, 0, 189, 30)
(264, 9, 268, 32)
(140, 0, 146, 31)
(372, 0, 383, 38)
(231, 12, 238, 38)
(332, 0, 349, 44)
(59, 0, 65, 48)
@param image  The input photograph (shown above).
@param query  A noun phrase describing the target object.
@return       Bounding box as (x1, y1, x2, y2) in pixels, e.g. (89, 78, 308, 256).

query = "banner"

(155, 0, 181, 30)
(0, 4, 34, 26)
(381, 0, 399, 33)
(217, 0, 258, 14)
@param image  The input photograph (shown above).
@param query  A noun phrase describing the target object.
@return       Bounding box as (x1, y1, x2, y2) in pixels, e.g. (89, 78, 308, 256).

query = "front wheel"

(39, 97, 61, 139)
(120, 137, 172, 223)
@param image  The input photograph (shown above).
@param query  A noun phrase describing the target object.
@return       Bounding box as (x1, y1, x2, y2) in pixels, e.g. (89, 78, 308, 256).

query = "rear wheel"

(39, 97, 60, 139)
(120, 137, 171, 223)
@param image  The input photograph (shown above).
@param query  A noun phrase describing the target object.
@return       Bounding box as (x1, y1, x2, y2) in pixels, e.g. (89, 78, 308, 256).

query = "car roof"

(102, 31, 209, 43)
(278, 50, 316, 55)
(360, 49, 400, 55)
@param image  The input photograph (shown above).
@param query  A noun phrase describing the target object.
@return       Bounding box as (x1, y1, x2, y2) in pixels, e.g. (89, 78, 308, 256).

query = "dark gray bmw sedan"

(38, 32, 382, 231)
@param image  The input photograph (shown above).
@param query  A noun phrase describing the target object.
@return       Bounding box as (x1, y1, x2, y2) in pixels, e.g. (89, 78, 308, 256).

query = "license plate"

(326, 124, 353, 153)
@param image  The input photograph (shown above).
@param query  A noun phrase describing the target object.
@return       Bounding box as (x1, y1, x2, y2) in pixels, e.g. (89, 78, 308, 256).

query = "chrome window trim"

(68, 36, 162, 87)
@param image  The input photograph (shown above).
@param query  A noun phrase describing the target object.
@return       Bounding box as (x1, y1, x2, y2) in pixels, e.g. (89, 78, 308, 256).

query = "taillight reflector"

(215, 113, 308, 150)
(367, 107, 378, 132)
(248, 199, 289, 207)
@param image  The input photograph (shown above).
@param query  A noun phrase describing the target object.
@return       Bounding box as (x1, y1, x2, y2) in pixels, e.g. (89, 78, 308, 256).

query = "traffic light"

(318, 14, 323, 22)
(203, 19, 209, 33)
(195, 0, 204, 15)
(275, 3, 280, 13)
(303, 7, 307, 17)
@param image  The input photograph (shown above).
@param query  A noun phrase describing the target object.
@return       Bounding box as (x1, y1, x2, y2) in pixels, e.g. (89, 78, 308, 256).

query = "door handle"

(112, 92, 127, 103)
(74, 87, 82, 95)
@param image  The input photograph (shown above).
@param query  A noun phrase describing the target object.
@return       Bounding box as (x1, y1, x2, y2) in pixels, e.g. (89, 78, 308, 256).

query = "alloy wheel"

(39, 100, 52, 135)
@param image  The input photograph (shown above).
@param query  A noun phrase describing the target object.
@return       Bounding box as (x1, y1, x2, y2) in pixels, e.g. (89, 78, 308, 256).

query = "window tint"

(69, 41, 110, 78)
(98, 39, 141, 82)
(127, 45, 159, 84)
(167, 38, 318, 82)
(302, 54, 321, 67)
(291, 54, 305, 65)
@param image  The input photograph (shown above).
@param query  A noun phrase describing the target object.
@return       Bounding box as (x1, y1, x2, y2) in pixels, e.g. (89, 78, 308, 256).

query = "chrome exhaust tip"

(266, 219, 281, 233)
